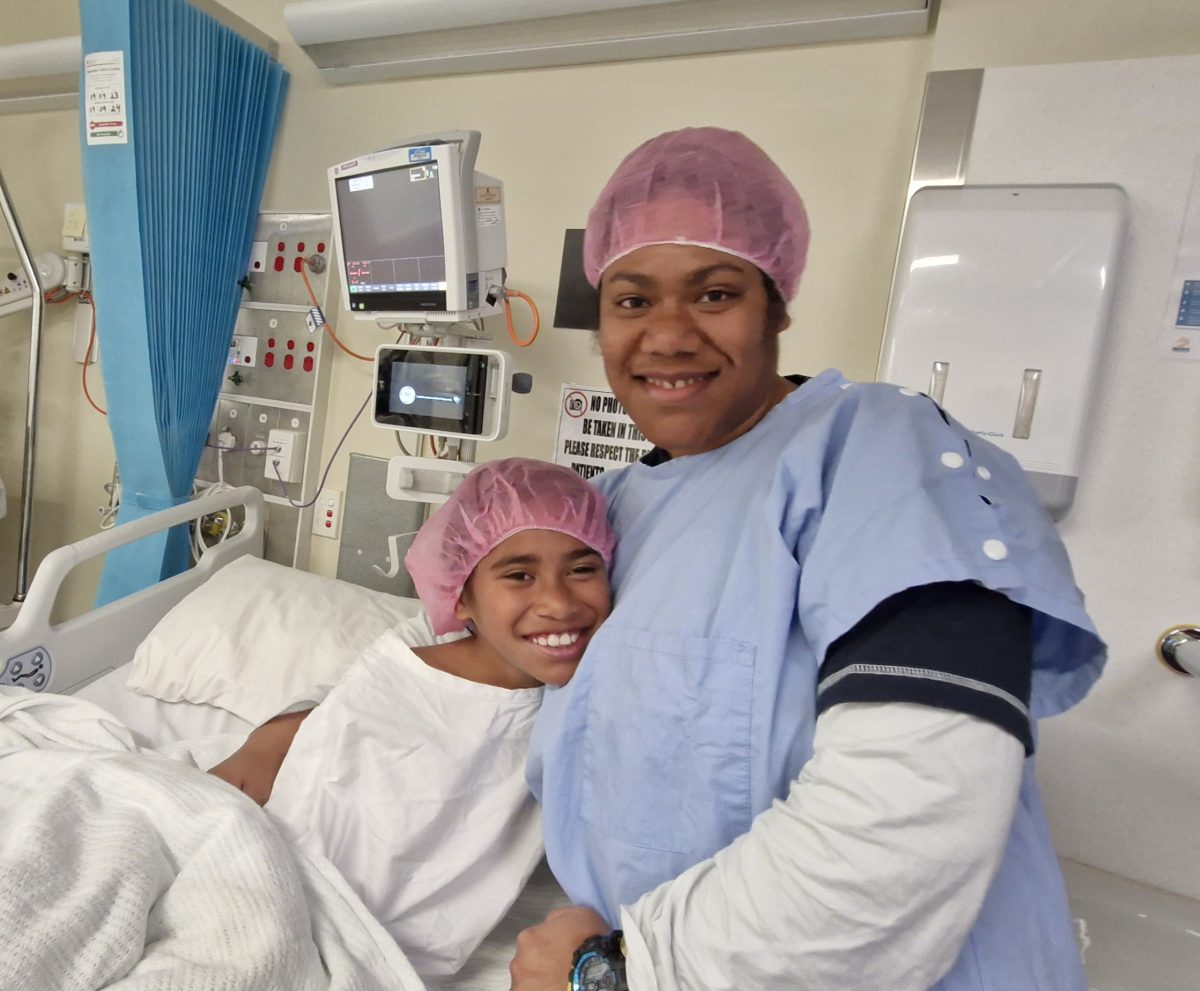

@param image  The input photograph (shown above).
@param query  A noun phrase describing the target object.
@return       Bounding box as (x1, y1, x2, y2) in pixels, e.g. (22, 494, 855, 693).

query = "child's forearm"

(255, 708, 312, 755)
(208, 707, 313, 805)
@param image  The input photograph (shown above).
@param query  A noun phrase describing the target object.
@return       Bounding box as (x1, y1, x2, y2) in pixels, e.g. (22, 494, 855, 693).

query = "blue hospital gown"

(527, 368, 1104, 990)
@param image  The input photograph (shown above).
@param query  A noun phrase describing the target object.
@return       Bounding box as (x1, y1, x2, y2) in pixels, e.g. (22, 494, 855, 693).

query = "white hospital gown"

(266, 628, 545, 978)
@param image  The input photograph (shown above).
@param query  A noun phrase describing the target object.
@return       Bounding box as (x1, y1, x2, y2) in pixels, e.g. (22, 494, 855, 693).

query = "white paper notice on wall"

(84, 51, 128, 146)
(554, 384, 654, 480)
(1160, 157, 1200, 360)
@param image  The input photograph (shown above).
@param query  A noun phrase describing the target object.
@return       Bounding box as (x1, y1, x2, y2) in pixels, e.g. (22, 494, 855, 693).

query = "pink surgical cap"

(583, 127, 811, 300)
(405, 457, 615, 635)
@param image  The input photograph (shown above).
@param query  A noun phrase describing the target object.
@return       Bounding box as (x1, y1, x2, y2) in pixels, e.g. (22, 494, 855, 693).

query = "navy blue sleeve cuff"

(816, 582, 1034, 754)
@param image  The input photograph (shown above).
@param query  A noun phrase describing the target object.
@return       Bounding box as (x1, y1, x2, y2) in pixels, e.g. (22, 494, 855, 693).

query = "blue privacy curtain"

(80, 0, 287, 605)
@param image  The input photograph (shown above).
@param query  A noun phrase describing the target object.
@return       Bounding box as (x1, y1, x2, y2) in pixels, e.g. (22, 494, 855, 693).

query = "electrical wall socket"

(312, 488, 343, 539)
(265, 428, 305, 484)
(247, 240, 268, 275)
(0, 269, 32, 319)
(227, 334, 258, 368)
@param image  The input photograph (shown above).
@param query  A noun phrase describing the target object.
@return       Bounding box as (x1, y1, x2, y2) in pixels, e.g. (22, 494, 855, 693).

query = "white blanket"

(0, 687, 426, 991)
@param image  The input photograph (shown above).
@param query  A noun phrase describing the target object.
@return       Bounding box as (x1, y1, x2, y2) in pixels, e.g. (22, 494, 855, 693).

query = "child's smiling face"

(455, 528, 612, 688)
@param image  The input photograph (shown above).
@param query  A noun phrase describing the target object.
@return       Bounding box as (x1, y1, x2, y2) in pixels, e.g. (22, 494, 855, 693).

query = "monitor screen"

(375, 347, 490, 434)
(335, 161, 449, 313)
(388, 360, 468, 423)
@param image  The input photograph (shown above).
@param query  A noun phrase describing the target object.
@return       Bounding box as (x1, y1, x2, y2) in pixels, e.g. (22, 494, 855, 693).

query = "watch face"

(574, 951, 619, 991)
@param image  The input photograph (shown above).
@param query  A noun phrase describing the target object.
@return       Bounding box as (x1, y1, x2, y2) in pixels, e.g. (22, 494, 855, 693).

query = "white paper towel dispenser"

(877, 184, 1127, 518)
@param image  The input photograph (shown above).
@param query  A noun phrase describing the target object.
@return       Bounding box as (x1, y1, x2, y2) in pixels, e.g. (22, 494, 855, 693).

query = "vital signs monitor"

(329, 131, 506, 323)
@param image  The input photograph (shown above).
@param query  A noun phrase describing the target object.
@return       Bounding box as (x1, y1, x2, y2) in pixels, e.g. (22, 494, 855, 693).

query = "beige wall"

(1, 0, 1198, 612)
(0, 0, 109, 616)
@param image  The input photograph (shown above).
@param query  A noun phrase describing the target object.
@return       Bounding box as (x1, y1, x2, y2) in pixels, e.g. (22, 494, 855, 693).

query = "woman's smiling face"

(598, 243, 792, 459)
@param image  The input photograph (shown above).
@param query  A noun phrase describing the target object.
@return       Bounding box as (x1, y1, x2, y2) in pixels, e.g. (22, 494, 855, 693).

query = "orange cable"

(299, 263, 373, 362)
(503, 289, 540, 347)
(80, 292, 107, 416)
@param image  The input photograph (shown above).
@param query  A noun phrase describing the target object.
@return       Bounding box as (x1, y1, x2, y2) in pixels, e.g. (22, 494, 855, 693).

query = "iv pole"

(0, 167, 46, 608)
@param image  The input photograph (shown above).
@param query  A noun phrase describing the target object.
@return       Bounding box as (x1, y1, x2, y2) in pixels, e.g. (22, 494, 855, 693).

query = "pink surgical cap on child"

(583, 127, 811, 300)
(404, 457, 616, 636)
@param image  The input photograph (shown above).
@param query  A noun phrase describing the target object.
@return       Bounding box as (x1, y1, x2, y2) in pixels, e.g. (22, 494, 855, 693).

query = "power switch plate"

(312, 488, 343, 539)
(62, 202, 89, 252)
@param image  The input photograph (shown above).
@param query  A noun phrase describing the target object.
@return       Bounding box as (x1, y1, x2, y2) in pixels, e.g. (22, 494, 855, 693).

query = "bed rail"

(0, 485, 265, 694)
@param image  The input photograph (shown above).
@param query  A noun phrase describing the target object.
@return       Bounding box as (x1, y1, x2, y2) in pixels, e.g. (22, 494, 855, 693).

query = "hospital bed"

(0, 484, 569, 991)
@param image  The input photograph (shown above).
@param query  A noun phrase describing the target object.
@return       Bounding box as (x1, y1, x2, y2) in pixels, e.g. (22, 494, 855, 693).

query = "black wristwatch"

(569, 930, 628, 991)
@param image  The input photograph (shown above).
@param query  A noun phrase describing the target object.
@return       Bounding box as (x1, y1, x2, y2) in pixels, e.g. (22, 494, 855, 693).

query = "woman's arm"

(208, 708, 313, 805)
(620, 701, 1022, 991)
(511, 701, 1022, 991)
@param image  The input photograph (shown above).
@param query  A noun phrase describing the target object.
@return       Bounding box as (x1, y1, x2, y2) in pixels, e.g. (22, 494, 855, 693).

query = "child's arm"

(208, 708, 312, 805)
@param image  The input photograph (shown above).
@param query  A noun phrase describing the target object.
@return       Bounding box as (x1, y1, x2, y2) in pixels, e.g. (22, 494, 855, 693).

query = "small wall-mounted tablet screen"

(375, 348, 489, 434)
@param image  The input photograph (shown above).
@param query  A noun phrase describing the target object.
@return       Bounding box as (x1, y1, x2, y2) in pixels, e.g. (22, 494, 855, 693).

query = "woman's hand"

(510, 906, 610, 990)
(208, 708, 312, 805)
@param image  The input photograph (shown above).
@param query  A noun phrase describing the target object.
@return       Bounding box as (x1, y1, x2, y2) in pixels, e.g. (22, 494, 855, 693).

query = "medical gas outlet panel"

(196, 212, 335, 568)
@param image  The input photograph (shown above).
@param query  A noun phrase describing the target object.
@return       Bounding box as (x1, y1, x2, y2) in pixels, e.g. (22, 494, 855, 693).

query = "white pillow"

(127, 555, 429, 725)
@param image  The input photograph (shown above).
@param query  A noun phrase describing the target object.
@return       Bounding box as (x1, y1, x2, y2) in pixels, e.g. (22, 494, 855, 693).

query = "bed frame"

(0, 486, 265, 695)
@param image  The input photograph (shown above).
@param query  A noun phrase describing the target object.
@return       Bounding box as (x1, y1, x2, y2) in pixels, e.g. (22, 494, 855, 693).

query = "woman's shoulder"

(762, 372, 943, 465)
(785, 371, 945, 426)
(782, 373, 1011, 466)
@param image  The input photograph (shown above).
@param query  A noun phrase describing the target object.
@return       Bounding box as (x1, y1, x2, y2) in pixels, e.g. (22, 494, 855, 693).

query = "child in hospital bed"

(208, 457, 614, 978)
